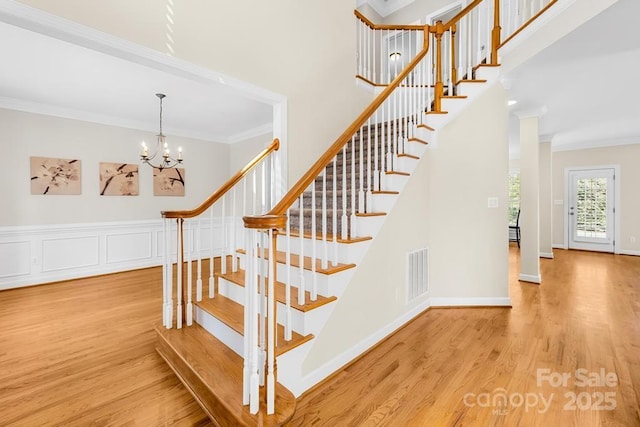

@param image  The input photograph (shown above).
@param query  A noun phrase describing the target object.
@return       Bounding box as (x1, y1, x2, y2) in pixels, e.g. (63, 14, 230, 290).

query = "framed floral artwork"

(30, 157, 81, 195)
(153, 167, 185, 196)
(99, 162, 139, 196)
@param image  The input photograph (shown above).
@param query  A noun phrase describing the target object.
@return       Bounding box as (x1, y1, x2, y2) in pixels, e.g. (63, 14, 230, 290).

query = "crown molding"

(0, 96, 229, 143)
(225, 123, 273, 145)
(552, 135, 640, 152)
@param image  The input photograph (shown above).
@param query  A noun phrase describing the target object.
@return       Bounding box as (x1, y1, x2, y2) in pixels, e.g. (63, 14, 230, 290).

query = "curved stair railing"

(160, 138, 280, 330)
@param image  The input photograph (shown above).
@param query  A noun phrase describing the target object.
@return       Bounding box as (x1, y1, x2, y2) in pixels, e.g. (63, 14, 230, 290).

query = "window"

(508, 172, 520, 225)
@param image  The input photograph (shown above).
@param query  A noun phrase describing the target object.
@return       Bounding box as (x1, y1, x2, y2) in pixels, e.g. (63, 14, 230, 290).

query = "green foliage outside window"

(508, 173, 520, 225)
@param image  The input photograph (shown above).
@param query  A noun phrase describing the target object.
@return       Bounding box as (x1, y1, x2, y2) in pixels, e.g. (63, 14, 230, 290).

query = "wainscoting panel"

(0, 218, 229, 291)
(42, 236, 100, 272)
(106, 232, 153, 264)
(0, 241, 31, 278)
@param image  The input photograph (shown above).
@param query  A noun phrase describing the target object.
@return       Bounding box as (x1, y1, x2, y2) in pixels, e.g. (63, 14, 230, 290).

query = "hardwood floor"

(0, 247, 638, 426)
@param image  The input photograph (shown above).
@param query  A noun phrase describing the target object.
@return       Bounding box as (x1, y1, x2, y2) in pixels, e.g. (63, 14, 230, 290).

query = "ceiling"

(1, 0, 637, 153)
(0, 19, 274, 144)
(504, 0, 640, 156)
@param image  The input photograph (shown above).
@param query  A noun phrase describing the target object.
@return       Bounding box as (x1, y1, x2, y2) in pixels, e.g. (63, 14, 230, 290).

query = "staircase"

(155, 1, 561, 424)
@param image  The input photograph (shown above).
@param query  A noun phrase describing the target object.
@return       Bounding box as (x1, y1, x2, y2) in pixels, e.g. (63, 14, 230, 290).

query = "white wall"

(229, 132, 274, 173)
(552, 143, 640, 255)
(0, 108, 230, 289)
(16, 0, 373, 185)
(0, 108, 229, 226)
(303, 82, 510, 374)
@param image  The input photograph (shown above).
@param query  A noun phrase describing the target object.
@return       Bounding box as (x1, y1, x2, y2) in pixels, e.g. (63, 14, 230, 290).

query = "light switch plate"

(554, 200, 564, 205)
(488, 197, 499, 208)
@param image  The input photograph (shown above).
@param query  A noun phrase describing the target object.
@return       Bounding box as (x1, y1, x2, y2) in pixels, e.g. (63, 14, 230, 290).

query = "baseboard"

(519, 274, 541, 284)
(552, 244, 566, 250)
(540, 252, 554, 259)
(618, 249, 640, 257)
(429, 297, 512, 307)
(293, 298, 432, 397)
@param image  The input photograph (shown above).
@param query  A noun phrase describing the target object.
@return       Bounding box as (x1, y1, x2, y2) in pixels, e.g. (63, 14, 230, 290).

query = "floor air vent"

(407, 247, 428, 301)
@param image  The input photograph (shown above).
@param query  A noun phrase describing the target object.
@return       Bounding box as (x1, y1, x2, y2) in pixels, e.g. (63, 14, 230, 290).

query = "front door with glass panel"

(568, 168, 615, 252)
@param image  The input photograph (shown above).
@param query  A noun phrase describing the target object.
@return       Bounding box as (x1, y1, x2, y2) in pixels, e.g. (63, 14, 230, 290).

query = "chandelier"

(140, 93, 183, 170)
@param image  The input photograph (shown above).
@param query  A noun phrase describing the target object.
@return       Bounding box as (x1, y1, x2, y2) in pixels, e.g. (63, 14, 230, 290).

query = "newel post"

(491, 0, 501, 64)
(242, 214, 287, 415)
(432, 21, 445, 112)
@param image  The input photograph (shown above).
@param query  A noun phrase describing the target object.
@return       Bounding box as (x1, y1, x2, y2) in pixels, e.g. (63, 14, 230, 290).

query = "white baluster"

(341, 145, 348, 240)
(332, 156, 338, 266)
(266, 228, 276, 415)
(186, 219, 193, 326)
(322, 169, 328, 270)
(386, 29, 391, 84)
(176, 219, 183, 329)
(372, 24, 377, 83)
(311, 175, 318, 301)
(163, 218, 172, 328)
(358, 126, 365, 213)
(366, 119, 372, 212)
(196, 216, 202, 302)
(285, 208, 292, 341)
(249, 231, 259, 414)
(350, 136, 357, 238)
(467, 12, 473, 79)
(374, 116, 379, 193)
(259, 232, 266, 387)
(209, 208, 215, 299)
(232, 187, 238, 272)
(448, 30, 454, 95)
(298, 194, 306, 305)
(242, 227, 252, 405)
(221, 195, 227, 275)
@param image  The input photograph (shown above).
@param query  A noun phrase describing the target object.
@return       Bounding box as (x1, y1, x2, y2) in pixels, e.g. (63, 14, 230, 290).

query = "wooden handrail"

(162, 138, 280, 219)
(256, 26, 430, 221)
(442, 0, 483, 31)
(354, 10, 424, 31)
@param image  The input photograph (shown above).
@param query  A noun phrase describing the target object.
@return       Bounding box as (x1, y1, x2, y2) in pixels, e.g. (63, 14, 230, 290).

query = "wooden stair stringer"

(155, 323, 296, 426)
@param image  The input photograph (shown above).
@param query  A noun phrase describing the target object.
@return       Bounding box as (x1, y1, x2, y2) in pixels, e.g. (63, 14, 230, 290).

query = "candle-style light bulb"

(141, 141, 148, 157)
(178, 147, 183, 161)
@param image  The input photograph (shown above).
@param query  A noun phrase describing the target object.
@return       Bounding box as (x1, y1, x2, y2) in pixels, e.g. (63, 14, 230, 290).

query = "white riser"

(412, 127, 434, 145)
(396, 155, 420, 173)
(384, 173, 410, 192)
(475, 66, 500, 81)
(355, 215, 387, 239)
(195, 305, 244, 357)
(370, 192, 398, 214)
(216, 276, 337, 336)
(276, 235, 372, 265)
(237, 252, 357, 298)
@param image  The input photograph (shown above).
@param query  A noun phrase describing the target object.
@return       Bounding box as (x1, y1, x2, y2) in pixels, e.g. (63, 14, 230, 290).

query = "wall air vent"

(407, 247, 428, 302)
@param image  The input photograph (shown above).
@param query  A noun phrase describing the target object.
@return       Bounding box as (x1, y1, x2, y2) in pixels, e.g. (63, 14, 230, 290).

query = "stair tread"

(197, 296, 315, 356)
(425, 111, 448, 115)
(237, 248, 356, 275)
(217, 268, 337, 312)
(457, 79, 487, 83)
(372, 190, 400, 194)
(356, 212, 387, 217)
(386, 170, 410, 176)
(407, 137, 428, 145)
(155, 323, 296, 426)
(417, 123, 435, 131)
(397, 153, 419, 160)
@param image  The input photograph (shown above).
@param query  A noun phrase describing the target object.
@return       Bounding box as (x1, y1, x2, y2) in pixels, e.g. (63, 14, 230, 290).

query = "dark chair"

(509, 209, 521, 248)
